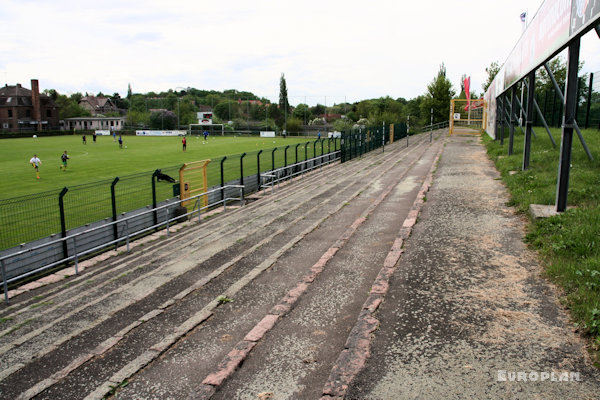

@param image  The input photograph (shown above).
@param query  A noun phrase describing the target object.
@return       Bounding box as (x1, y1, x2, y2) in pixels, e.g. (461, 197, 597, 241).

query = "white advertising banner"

(484, 0, 600, 134)
(135, 130, 187, 136)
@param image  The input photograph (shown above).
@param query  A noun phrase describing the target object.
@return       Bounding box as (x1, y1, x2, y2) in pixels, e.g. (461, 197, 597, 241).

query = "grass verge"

(483, 126, 600, 366)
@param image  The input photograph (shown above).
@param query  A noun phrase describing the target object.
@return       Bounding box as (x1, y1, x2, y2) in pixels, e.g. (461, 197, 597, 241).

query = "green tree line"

(41, 66, 467, 133)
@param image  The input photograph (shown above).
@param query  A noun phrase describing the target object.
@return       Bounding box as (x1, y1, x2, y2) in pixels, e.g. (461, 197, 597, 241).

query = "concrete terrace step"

(0, 131, 443, 399)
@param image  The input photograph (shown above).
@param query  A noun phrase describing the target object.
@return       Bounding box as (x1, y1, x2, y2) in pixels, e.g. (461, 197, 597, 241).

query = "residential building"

(0, 79, 60, 131)
(79, 96, 118, 116)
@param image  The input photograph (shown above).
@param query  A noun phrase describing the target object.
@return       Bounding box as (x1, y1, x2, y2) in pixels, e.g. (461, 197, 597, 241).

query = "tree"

(420, 63, 456, 124)
(213, 100, 237, 121)
(149, 110, 177, 130)
(482, 61, 500, 92)
(70, 92, 83, 104)
(126, 110, 150, 127)
(55, 94, 91, 119)
(311, 103, 326, 116)
(285, 117, 303, 133)
(129, 94, 147, 113)
(368, 110, 402, 126)
(279, 73, 289, 114)
(127, 83, 133, 99)
(333, 118, 354, 132)
(177, 97, 198, 125)
(292, 103, 312, 123)
(43, 89, 58, 101)
(406, 96, 423, 123)
(111, 92, 128, 109)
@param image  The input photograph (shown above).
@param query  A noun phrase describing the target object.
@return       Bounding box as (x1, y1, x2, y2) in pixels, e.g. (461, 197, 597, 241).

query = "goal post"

(449, 99, 487, 135)
(189, 124, 225, 136)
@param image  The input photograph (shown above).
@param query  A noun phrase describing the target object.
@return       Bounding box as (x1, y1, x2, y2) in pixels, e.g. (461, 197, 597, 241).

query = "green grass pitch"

(0, 134, 310, 199)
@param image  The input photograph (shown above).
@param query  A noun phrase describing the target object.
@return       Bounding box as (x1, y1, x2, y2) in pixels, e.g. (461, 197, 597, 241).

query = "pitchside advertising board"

(484, 0, 600, 132)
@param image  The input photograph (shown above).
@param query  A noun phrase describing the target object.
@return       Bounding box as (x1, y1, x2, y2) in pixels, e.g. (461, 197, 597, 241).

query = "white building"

(62, 116, 126, 131)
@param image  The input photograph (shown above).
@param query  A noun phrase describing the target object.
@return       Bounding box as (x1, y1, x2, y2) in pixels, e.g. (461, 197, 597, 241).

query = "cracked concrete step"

(206, 136, 443, 400)
(102, 135, 442, 400)
(0, 134, 436, 396)
(0, 138, 405, 346)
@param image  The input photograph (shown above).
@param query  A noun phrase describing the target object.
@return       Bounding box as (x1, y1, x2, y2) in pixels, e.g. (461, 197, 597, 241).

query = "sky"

(1, 0, 600, 106)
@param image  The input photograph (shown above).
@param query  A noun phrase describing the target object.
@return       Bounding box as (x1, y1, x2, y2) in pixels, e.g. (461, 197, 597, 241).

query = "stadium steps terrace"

(0, 130, 443, 399)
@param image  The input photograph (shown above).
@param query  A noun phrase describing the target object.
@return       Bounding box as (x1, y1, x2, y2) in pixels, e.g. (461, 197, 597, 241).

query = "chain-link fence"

(0, 139, 340, 252)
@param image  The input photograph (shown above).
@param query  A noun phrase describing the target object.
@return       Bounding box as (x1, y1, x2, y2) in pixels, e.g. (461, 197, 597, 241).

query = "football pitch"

(0, 134, 311, 199)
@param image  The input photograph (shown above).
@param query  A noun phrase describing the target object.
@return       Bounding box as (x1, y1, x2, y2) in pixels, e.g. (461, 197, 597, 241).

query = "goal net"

(189, 124, 225, 136)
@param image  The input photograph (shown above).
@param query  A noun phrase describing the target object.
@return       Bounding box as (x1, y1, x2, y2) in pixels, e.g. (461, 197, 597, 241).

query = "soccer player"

(61, 151, 70, 171)
(182, 136, 187, 152)
(29, 154, 42, 179)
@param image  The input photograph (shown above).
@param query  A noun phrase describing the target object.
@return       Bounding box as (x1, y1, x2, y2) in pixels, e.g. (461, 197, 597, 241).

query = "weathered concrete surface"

(208, 137, 443, 400)
(346, 135, 600, 399)
(3, 132, 599, 400)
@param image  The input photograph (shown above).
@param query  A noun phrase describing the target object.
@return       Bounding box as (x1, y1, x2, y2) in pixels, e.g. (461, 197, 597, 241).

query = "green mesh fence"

(0, 140, 340, 251)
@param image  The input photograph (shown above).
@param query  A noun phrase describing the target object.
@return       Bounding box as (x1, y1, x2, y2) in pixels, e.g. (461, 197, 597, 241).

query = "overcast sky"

(2, 0, 599, 106)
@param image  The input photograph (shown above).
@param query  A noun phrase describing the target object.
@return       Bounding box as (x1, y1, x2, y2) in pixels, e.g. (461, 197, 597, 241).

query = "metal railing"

(260, 151, 341, 194)
(421, 120, 449, 132)
(0, 185, 244, 304)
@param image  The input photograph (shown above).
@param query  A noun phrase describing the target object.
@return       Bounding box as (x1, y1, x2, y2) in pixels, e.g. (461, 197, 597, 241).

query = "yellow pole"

(202, 163, 208, 208)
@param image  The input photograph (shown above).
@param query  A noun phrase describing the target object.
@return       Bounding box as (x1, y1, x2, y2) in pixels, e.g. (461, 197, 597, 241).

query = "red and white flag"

(464, 76, 471, 109)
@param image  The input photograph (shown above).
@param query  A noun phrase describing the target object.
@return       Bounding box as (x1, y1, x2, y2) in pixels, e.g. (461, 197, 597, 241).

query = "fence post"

(313, 140, 318, 165)
(111, 177, 120, 245)
(295, 143, 301, 174)
(284, 145, 290, 167)
(240, 152, 246, 199)
(73, 236, 79, 275)
(304, 143, 308, 170)
(220, 157, 227, 202)
(271, 147, 277, 171)
(58, 187, 69, 261)
(430, 108, 433, 143)
(585, 72, 593, 129)
(382, 122, 385, 152)
(320, 139, 324, 162)
(165, 207, 170, 236)
(284, 145, 290, 178)
(256, 150, 263, 191)
(151, 169, 159, 227)
(2, 260, 8, 304)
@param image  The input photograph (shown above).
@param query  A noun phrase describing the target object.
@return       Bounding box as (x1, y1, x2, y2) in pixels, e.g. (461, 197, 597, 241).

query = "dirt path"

(346, 134, 600, 399)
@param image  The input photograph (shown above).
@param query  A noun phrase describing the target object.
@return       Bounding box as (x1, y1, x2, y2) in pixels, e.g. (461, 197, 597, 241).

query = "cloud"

(2, 0, 598, 105)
